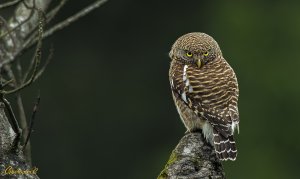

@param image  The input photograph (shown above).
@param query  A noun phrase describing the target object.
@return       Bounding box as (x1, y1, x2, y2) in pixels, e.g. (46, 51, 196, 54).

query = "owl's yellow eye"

(204, 52, 209, 56)
(186, 52, 193, 57)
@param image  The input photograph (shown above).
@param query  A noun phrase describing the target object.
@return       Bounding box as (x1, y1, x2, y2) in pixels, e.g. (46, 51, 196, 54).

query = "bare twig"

(16, 92, 31, 161)
(46, 0, 68, 23)
(0, 9, 43, 95)
(1, 79, 14, 88)
(33, 46, 53, 82)
(21, 46, 39, 83)
(0, 0, 23, 9)
(45, 0, 107, 37)
(24, 0, 107, 50)
(2, 65, 18, 96)
(23, 92, 40, 151)
(22, 45, 53, 83)
(16, 0, 67, 58)
(4, 48, 41, 94)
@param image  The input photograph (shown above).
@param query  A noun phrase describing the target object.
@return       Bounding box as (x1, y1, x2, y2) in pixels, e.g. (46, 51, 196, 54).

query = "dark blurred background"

(5, 0, 300, 178)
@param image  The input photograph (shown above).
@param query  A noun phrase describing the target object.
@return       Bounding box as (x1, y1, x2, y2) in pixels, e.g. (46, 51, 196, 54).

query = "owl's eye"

(186, 52, 193, 57)
(204, 52, 209, 56)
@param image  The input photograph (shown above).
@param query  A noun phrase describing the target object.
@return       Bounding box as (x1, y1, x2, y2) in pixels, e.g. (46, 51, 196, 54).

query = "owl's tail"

(213, 129, 237, 161)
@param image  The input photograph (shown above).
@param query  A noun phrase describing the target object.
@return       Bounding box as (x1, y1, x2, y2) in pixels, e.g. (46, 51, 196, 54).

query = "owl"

(169, 32, 239, 161)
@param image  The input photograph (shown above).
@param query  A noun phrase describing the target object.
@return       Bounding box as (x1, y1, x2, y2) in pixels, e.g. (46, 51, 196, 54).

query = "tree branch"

(0, 0, 107, 178)
(24, 0, 108, 51)
(0, 0, 23, 9)
(158, 132, 225, 179)
(44, 0, 107, 37)
(0, 102, 39, 179)
(0, 1, 49, 178)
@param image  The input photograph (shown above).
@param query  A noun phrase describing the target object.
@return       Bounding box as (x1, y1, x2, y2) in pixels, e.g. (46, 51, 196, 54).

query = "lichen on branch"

(158, 132, 225, 179)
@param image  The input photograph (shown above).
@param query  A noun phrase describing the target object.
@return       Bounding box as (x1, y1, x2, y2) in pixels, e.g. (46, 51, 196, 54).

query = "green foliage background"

(17, 0, 300, 178)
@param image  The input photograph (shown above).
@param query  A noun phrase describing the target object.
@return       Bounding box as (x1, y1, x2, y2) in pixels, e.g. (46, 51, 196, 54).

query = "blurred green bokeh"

(6, 0, 300, 178)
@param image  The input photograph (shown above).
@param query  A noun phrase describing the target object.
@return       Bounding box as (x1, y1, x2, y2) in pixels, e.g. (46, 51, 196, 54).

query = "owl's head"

(169, 32, 222, 68)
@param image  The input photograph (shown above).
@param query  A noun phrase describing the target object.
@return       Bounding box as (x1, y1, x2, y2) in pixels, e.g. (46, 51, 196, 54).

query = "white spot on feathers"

(188, 85, 193, 92)
(183, 65, 193, 92)
(181, 92, 187, 103)
(202, 121, 213, 144)
(185, 79, 190, 86)
(231, 121, 239, 134)
(183, 65, 188, 81)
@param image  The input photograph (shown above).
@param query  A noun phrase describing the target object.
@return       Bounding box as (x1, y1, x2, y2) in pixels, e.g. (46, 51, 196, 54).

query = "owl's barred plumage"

(169, 32, 239, 161)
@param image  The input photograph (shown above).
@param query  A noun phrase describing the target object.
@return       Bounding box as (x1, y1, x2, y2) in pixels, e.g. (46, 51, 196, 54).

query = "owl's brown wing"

(170, 58, 239, 137)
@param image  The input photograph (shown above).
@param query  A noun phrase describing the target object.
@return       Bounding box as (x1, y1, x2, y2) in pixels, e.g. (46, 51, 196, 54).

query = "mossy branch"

(158, 132, 225, 179)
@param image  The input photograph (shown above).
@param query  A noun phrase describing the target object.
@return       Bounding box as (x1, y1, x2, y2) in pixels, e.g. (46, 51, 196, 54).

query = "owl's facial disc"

(173, 48, 206, 68)
(170, 32, 222, 67)
(176, 49, 198, 64)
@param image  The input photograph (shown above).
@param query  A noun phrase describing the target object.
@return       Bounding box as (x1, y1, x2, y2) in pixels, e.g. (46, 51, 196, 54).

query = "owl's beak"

(196, 59, 202, 68)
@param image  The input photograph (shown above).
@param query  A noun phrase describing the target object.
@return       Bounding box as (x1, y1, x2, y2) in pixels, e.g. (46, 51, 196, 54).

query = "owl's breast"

(187, 58, 237, 111)
(169, 58, 238, 114)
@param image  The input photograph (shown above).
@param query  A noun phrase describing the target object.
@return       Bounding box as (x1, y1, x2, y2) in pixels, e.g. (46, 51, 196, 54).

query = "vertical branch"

(0, 2, 50, 178)
(23, 92, 40, 150)
(17, 94, 32, 164)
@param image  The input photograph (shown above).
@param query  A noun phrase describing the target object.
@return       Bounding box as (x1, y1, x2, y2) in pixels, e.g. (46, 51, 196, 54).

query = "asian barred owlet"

(169, 32, 239, 161)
